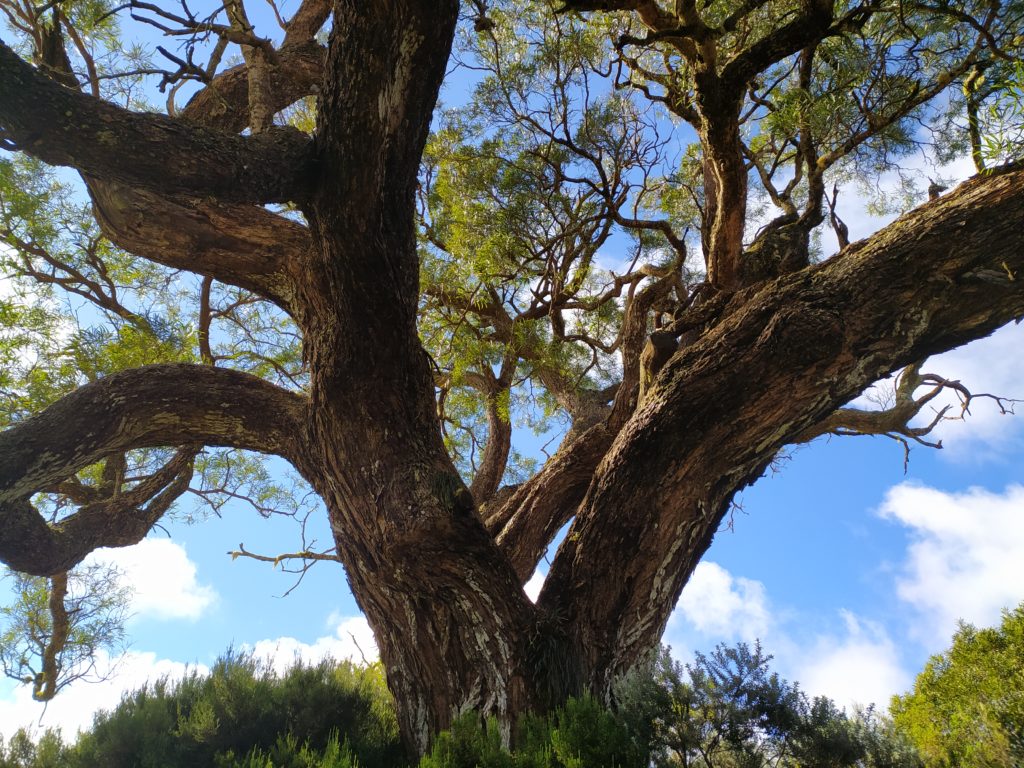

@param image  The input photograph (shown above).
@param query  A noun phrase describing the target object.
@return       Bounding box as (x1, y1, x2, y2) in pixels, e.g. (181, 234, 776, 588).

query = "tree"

(630, 643, 921, 768)
(0, 563, 130, 700)
(891, 604, 1024, 767)
(1, 0, 1024, 754)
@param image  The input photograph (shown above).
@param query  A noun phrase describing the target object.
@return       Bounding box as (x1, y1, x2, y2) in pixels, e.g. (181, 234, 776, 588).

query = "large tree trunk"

(299, 360, 539, 750)
(289, 1, 547, 749)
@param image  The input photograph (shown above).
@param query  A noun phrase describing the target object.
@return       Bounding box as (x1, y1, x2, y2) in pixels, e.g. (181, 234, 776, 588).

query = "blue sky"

(3, 17, 1024, 744)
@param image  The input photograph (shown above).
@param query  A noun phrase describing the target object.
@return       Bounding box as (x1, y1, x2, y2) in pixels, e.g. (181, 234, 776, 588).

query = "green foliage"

(215, 731, 364, 768)
(547, 697, 645, 768)
(625, 643, 921, 768)
(0, 564, 130, 696)
(891, 604, 1024, 768)
(418, 697, 644, 768)
(1, 642, 926, 768)
(419, 714, 517, 768)
(979, 60, 1024, 165)
(0, 728, 69, 768)
(67, 652, 403, 768)
(417, 641, 920, 768)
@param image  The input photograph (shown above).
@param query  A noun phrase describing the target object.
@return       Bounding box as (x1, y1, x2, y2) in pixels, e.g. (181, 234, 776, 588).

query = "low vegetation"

(0, 639, 926, 768)
(4, 606, 1021, 767)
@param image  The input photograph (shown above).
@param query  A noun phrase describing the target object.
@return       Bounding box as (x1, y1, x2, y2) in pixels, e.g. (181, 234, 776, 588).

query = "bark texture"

(2, 1, 1024, 757)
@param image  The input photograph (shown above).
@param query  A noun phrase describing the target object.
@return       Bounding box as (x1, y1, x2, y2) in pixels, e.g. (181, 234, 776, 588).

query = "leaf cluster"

(891, 603, 1024, 768)
(8, 652, 405, 768)
(0, 563, 130, 698)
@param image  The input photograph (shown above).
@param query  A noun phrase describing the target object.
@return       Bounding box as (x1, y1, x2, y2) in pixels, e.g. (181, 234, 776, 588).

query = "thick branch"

(720, 0, 836, 93)
(0, 365, 307, 574)
(86, 179, 309, 312)
(282, 0, 332, 47)
(486, 422, 614, 581)
(541, 162, 1024, 689)
(5, 447, 196, 577)
(33, 571, 68, 701)
(469, 390, 513, 508)
(0, 40, 312, 204)
(179, 39, 324, 133)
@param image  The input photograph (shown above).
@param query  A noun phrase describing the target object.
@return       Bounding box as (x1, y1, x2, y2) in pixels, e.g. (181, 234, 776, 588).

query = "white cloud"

(523, 569, 545, 603)
(825, 151, 977, 253)
(0, 650, 206, 742)
(0, 613, 379, 743)
(670, 562, 771, 642)
(665, 564, 909, 711)
(85, 538, 217, 622)
(879, 482, 1024, 645)
(244, 614, 379, 675)
(794, 611, 910, 711)
(920, 323, 1024, 460)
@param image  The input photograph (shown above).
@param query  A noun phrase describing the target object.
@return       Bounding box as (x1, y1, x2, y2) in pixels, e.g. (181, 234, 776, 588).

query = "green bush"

(215, 731, 364, 767)
(2, 641, 925, 768)
(66, 651, 403, 768)
(418, 697, 646, 768)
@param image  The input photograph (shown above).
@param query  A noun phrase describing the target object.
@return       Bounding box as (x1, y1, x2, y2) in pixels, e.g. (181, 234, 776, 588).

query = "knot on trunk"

(742, 222, 811, 284)
(757, 302, 845, 365)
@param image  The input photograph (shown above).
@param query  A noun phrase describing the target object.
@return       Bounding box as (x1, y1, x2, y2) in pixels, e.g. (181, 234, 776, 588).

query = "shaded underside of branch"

(0, 40, 313, 204)
(0, 365, 308, 574)
(87, 178, 310, 313)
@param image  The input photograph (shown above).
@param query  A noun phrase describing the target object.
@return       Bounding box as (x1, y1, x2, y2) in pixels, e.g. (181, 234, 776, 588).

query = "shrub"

(67, 651, 403, 768)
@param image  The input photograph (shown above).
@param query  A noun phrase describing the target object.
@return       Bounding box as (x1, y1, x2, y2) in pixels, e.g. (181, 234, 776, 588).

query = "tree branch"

(86, 178, 310, 313)
(468, 366, 514, 508)
(281, 0, 331, 47)
(179, 39, 324, 133)
(33, 570, 68, 701)
(0, 364, 307, 574)
(3, 447, 197, 577)
(486, 422, 614, 581)
(540, 161, 1024, 690)
(0, 40, 312, 204)
(720, 0, 837, 93)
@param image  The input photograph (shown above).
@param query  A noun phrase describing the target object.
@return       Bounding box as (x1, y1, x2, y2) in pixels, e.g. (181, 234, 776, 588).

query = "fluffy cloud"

(244, 614, 379, 675)
(666, 564, 909, 711)
(84, 538, 217, 622)
(879, 482, 1024, 644)
(825, 152, 977, 252)
(794, 611, 910, 711)
(0, 650, 206, 742)
(671, 561, 772, 642)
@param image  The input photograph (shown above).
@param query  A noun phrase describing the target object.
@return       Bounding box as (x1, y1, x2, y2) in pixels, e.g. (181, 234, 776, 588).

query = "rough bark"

(487, 422, 614, 582)
(539, 163, 1024, 695)
(179, 40, 324, 132)
(294, 0, 543, 751)
(86, 179, 309, 312)
(0, 366, 303, 573)
(469, 389, 514, 507)
(0, 40, 312, 204)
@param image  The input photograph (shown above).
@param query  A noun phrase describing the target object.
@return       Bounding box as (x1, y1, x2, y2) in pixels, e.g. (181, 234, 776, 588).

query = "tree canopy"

(1, 0, 1024, 753)
(892, 604, 1024, 768)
